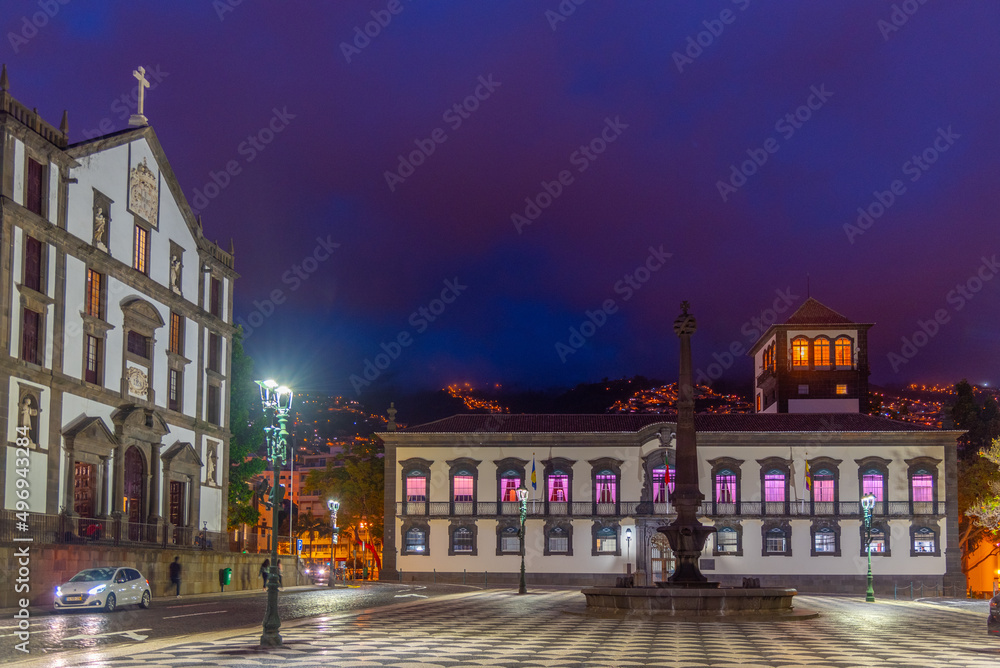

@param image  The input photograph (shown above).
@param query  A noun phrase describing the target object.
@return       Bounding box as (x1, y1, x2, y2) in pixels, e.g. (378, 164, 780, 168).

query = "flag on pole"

(805, 461, 813, 493)
(531, 455, 537, 491)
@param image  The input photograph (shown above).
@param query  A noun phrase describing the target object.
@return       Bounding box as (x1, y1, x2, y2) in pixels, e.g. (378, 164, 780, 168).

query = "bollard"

(434, 569, 436, 584)
(464, 569, 466, 585)
(485, 571, 488, 589)
(399, 569, 402, 583)
(894, 583, 897, 600)
(910, 582, 913, 600)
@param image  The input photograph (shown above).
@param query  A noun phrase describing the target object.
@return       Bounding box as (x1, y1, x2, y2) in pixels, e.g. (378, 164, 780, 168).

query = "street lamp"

(327, 500, 339, 588)
(861, 492, 876, 603)
(360, 520, 368, 580)
(625, 527, 633, 576)
(517, 483, 529, 595)
(257, 379, 293, 647)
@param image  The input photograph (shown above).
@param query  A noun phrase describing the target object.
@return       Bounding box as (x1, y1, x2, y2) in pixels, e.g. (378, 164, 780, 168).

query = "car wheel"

(139, 591, 150, 609)
(104, 593, 116, 612)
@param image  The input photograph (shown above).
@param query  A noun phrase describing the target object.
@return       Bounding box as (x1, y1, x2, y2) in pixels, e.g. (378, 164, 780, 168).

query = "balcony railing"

(0, 510, 227, 551)
(395, 499, 940, 519)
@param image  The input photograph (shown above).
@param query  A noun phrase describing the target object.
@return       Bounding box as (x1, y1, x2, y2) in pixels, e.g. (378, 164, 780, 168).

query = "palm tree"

(294, 512, 328, 563)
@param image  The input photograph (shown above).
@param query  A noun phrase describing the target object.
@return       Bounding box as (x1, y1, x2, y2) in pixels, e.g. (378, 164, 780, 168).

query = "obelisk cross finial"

(680, 300, 690, 315)
(129, 66, 151, 127)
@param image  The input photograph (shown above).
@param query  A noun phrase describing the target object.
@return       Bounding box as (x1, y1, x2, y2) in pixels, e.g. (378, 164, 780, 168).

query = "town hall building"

(0, 65, 236, 547)
(378, 299, 963, 594)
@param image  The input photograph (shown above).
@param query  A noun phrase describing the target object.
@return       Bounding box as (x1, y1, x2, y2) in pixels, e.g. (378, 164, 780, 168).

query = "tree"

(303, 437, 384, 553)
(953, 380, 986, 460)
(960, 438, 1000, 576)
(227, 328, 267, 530)
(293, 511, 330, 561)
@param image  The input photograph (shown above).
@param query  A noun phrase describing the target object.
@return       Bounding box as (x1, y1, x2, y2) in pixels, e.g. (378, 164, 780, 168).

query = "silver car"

(54, 567, 151, 612)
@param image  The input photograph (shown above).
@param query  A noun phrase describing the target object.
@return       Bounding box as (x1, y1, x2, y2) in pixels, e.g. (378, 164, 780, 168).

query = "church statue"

(94, 207, 107, 251)
(170, 254, 182, 293)
(19, 396, 38, 445)
(207, 445, 218, 483)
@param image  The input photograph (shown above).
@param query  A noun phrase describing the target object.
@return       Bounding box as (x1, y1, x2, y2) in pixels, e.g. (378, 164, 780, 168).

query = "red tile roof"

(783, 298, 855, 325)
(399, 413, 938, 434)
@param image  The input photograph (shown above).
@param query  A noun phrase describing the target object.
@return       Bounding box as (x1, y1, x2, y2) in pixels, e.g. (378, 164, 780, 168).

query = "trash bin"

(219, 567, 232, 592)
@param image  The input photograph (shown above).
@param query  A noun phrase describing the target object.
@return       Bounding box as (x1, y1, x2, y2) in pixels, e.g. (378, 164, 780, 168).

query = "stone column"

(62, 445, 76, 516)
(189, 473, 201, 537)
(111, 443, 125, 517)
(147, 443, 161, 525)
(96, 455, 108, 517)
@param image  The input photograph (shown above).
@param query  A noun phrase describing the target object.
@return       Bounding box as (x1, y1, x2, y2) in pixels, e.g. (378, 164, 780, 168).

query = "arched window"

(452, 470, 474, 502)
(717, 527, 738, 553)
(595, 469, 616, 504)
(861, 469, 885, 501)
(715, 469, 736, 504)
(791, 337, 809, 367)
(764, 469, 786, 503)
(500, 470, 520, 502)
(813, 336, 831, 367)
(835, 336, 853, 367)
(548, 470, 568, 502)
(405, 471, 427, 502)
(405, 527, 426, 554)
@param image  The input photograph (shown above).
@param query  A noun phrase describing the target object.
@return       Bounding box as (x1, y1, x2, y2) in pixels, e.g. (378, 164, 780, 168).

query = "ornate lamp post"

(625, 527, 633, 576)
(257, 379, 293, 647)
(861, 492, 876, 603)
(517, 483, 529, 594)
(327, 500, 339, 588)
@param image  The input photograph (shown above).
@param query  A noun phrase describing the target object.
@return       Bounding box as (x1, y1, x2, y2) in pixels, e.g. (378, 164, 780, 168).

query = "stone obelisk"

(657, 301, 718, 587)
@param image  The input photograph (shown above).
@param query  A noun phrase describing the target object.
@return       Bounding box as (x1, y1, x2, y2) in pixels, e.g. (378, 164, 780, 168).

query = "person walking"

(260, 558, 270, 589)
(169, 556, 181, 597)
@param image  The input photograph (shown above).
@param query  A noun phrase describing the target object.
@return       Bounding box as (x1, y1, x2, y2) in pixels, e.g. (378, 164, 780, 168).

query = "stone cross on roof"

(128, 66, 150, 127)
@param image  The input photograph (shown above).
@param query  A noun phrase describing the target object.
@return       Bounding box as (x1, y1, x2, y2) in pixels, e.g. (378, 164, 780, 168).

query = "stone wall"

(1, 546, 308, 609)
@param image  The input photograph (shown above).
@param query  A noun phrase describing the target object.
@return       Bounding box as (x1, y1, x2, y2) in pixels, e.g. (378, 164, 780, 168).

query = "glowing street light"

(517, 483, 529, 595)
(327, 499, 339, 588)
(861, 492, 876, 603)
(625, 527, 633, 576)
(257, 379, 293, 647)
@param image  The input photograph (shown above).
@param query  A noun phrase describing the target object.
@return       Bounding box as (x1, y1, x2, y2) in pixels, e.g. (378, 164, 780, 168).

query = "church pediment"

(63, 416, 119, 451)
(112, 404, 170, 439)
(120, 297, 165, 331)
(161, 441, 203, 474)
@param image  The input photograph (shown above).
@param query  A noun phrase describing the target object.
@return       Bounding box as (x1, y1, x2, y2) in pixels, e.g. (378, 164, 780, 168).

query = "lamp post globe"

(256, 380, 293, 646)
(861, 492, 876, 603)
(517, 484, 529, 595)
(625, 527, 633, 576)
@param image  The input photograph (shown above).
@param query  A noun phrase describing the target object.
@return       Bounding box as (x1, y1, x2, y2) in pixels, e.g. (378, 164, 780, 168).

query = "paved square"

(31, 591, 1000, 667)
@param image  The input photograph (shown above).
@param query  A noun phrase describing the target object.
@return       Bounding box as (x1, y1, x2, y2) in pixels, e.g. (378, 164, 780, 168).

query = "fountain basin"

(581, 586, 799, 616)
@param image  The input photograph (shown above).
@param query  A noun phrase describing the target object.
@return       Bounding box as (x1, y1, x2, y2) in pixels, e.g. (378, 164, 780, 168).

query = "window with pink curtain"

(406, 476, 426, 502)
(715, 472, 736, 503)
(453, 475, 474, 502)
(763, 471, 785, 503)
(813, 477, 834, 503)
(862, 472, 884, 501)
(501, 476, 520, 502)
(548, 474, 568, 502)
(596, 473, 616, 503)
(652, 468, 668, 502)
(911, 473, 933, 502)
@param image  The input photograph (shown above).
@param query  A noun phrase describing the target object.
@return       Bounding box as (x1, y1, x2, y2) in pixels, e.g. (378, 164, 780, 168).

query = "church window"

(21, 309, 41, 364)
(24, 236, 43, 292)
(132, 224, 149, 274)
(26, 158, 45, 215)
(169, 313, 184, 354)
(85, 335, 102, 385)
(813, 337, 831, 367)
(836, 384, 848, 395)
(128, 330, 150, 358)
(791, 337, 809, 367)
(210, 277, 222, 316)
(835, 336, 853, 367)
(86, 269, 104, 319)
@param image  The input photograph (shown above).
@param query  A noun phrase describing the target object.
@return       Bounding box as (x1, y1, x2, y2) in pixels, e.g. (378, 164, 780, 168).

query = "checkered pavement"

(19, 591, 1000, 667)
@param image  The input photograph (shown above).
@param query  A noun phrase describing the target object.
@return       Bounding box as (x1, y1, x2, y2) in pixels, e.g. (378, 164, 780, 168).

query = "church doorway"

(123, 446, 145, 540)
(650, 533, 676, 584)
(74, 462, 98, 538)
(169, 480, 186, 543)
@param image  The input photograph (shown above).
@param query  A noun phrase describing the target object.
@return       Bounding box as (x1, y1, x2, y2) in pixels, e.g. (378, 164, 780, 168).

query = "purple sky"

(9, 1, 999, 397)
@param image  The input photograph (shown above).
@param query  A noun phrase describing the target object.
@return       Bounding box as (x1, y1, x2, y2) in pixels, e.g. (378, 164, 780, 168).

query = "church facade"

(378, 300, 963, 594)
(0, 67, 235, 547)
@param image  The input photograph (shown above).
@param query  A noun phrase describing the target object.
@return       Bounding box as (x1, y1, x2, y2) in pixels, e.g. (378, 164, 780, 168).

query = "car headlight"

(55, 586, 62, 597)
(88, 584, 107, 596)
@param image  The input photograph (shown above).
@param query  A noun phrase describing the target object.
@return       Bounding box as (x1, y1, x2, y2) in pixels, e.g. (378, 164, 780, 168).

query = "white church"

(0, 65, 235, 547)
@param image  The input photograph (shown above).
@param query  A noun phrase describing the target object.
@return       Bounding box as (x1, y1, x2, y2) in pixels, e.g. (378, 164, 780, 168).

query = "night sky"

(8, 1, 999, 397)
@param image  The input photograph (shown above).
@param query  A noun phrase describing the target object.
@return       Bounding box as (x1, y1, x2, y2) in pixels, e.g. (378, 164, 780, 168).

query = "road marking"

(63, 628, 151, 641)
(393, 593, 428, 598)
(162, 610, 230, 619)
